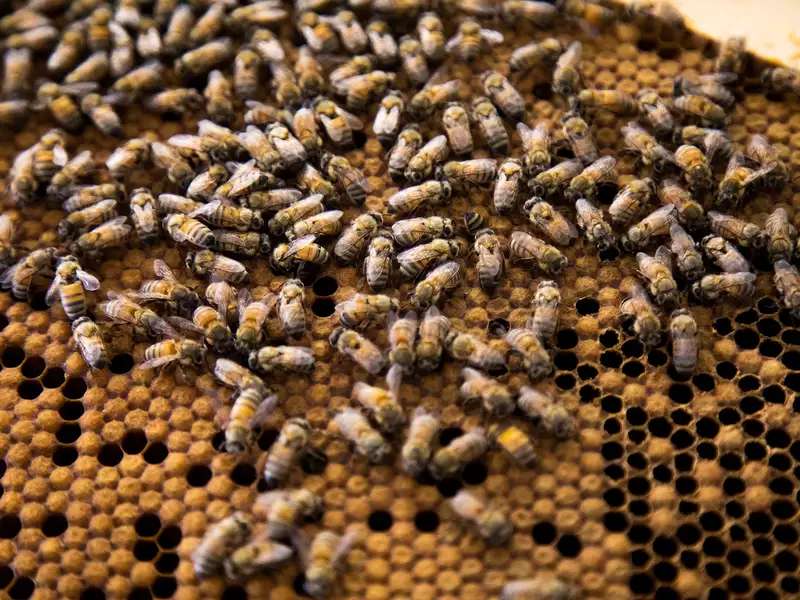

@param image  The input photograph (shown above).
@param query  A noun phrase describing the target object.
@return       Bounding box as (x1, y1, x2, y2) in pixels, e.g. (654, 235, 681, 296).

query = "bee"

(140, 338, 207, 373)
(439, 159, 497, 189)
(329, 55, 374, 91)
(48, 150, 96, 200)
(398, 238, 460, 279)
(195, 200, 265, 233)
(286, 107, 323, 159)
(228, 1, 288, 28)
(702, 235, 750, 274)
(213, 227, 272, 254)
(150, 142, 195, 188)
(269, 194, 324, 237)
(492, 423, 536, 467)
(223, 537, 293, 581)
(63, 183, 122, 213)
(674, 95, 726, 127)
(320, 153, 369, 205)
(501, 576, 578, 600)
(157, 194, 202, 216)
(707, 211, 766, 249)
(437, 103, 473, 158)
(63, 50, 107, 86)
(392, 216, 454, 248)
(204, 70, 234, 125)
(674, 144, 713, 194)
(764, 207, 796, 263)
(523, 200, 578, 247)
(98, 290, 178, 339)
(236, 289, 276, 354)
(145, 88, 204, 116)
(637, 246, 679, 306)
(385, 311, 418, 371)
(242, 188, 303, 212)
(366, 20, 398, 66)
(627, 0, 686, 28)
(206, 282, 238, 324)
(460, 367, 513, 416)
(332, 212, 382, 265)
(58, 198, 118, 241)
(329, 327, 386, 374)
(674, 72, 736, 108)
(447, 330, 506, 374)
(575, 88, 638, 115)
(111, 61, 165, 96)
(621, 122, 675, 170)
(608, 178, 653, 226)
(669, 308, 698, 375)
(619, 282, 661, 348)
(328, 10, 368, 53)
(271, 279, 306, 339)
(249, 345, 315, 375)
(261, 417, 312, 488)
(352, 365, 405, 433)
(0, 215, 17, 269)
(506, 327, 552, 380)
(408, 80, 460, 119)
(184, 166, 228, 203)
(106, 138, 151, 180)
(270, 61, 302, 109)
(373, 91, 404, 146)
(401, 407, 440, 476)
(449, 489, 512, 546)
(471, 96, 508, 155)
(561, 112, 597, 165)
(508, 231, 567, 275)
(621, 204, 676, 251)
(364, 231, 394, 291)
(405, 134, 450, 183)
(528, 159, 583, 197)
(313, 97, 363, 147)
(692, 271, 756, 303)
(397, 35, 429, 87)
(297, 11, 338, 53)
(229, 48, 261, 101)
(412, 260, 461, 310)
(2, 48, 32, 99)
(517, 385, 576, 439)
(72, 317, 108, 370)
(655, 179, 703, 232)
(175, 37, 233, 80)
(482, 71, 525, 121)
(716, 36, 746, 75)
(340, 70, 396, 112)
(552, 41, 583, 97)
(296, 164, 337, 204)
(130, 260, 200, 318)
(163, 214, 215, 249)
(745, 134, 788, 188)
(669, 223, 705, 282)
(445, 19, 503, 63)
(333, 409, 390, 464)
(717, 153, 769, 208)
(388, 125, 424, 180)
(42, 255, 98, 322)
(0, 99, 30, 131)
(192, 305, 233, 352)
(529, 280, 560, 343)
(109, 21, 134, 78)
(70, 216, 131, 258)
(517, 122, 551, 177)
(636, 88, 674, 136)
(215, 160, 276, 202)
(5, 24, 58, 51)
(0, 8, 51, 35)
(80, 93, 122, 137)
(510, 37, 563, 73)
(9, 146, 37, 206)
(472, 228, 504, 289)
(501, 0, 559, 24)
(271, 235, 330, 273)
(388, 181, 453, 215)
(162, 5, 194, 56)
(192, 513, 252, 579)
(336, 293, 399, 330)
(415, 306, 450, 371)
(249, 28, 286, 63)
(185, 249, 249, 284)
(291, 46, 323, 99)
(413, 12, 444, 62)
(32, 128, 68, 183)
(187, 2, 223, 45)
(303, 530, 359, 599)
(430, 427, 488, 480)
(567, 156, 617, 202)
(773, 260, 800, 317)
(761, 67, 800, 96)
(256, 488, 323, 541)
(237, 125, 284, 173)
(136, 22, 162, 58)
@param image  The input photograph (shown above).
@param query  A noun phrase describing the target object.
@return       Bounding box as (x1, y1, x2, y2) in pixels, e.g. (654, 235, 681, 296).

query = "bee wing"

(139, 354, 179, 369)
(332, 530, 359, 567)
(374, 105, 399, 136)
(250, 393, 279, 428)
(336, 106, 364, 130)
(45, 274, 63, 306)
(128, 290, 171, 303)
(209, 256, 247, 282)
(77, 270, 100, 290)
(654, 245, 673, 269)
(237, 287, 253, 317)
(98, 215, 130, 229)
(0, 215, 13, 242)
(480, 29, 504, 45)
(386, 363, 403, 397)
(52, 145, 68, 168)
(0, 264, 17, 288)
(152, 259, 176, 281)
(445, 33, 463, 52)
(700, 72, 737, 85)
(283, 234, 318, 260)
(57, 81, 99, 97)
(188, 199, 220, 219)
(166, 315, 205, 336)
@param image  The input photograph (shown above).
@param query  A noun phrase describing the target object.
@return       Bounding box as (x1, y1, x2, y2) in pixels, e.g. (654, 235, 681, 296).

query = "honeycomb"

(0, 4, 799, 600)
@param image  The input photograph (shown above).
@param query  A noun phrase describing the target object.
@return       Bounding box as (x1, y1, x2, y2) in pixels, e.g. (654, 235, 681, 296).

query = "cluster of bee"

(3, 0, 799, 598)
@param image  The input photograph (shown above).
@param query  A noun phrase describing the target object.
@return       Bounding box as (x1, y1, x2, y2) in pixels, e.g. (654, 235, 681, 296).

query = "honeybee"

(111, 61, 165, 96)
(2, 48, 32, 99)
(388, 125, 424, 179)
(150, 142, 195, 188)
(214, 358, 266, 398)
(447, 330, 506, 374)
(508, 231, 567, 275)
(714, 35, 746, 74)
(140, 338, 207, 373)
(62, 183, 121, 213)
(366, 20, 398, 66)
(80, 93, 122, 137)
(0, 215, 17, 269)
(619, 282, 662, 347)
(296, 164, 337, 203)
(163, 214, 214, 249)
(228, 1, 288, 28)
(336, 293, 399, 330)
(9, 146, 37, 206)
(482, 71, 525, 121)
(637, 246, 680, 306)
(449, 489, 512, 546)
(186, 2, 223, 45)
(175, 37, 233, 80)
(70, 216, 132, 258)
(415, 305, 450, 371)
(333, 408, 390, 463)
(43, 255, 99, 321)
(329, 327, 386, 374)
(764, 207, 795, 263)
(109, 21, 134, 77)
(412, 12, 443, 62)
(388, 180, 452, 216)
(63, 50, 107, 86)
(408, 80, 460, 119)
(472, 96, 508, 155)
(669, 308, 697, 375)
(692, 272, 756, 303)
(430, 427, 488, 480)
(352, 365, 405, 433)
(186, 249, 249, 284)
(256, 488, 323, 541)
(552, 41, 583, 97)
(329, 10, 368, 53)
(439, 159, 497, 189)
(621, 122, 675, 170)
(229, 48, 261, 101)
(501, 576, 578, 600)
(58, 199, 118, 240)
(236, 289, 276, 354)
(473, 229, 504, 289)
(621, 204, 676, 251)
(461, 367, 513, 416)
(510, 37, 563, 73)
(157, 194, 202, 216)
(398, 238, 460, 279)
(492, 423, 536, 468)
(674, 95, 726, 127)
(223, 537, 293, 581)
(32, 128, 68, 183)
(215, 160, 276, 202)
(334, 212, 383, 264)
(575, 88, 638, 115)
(297, 11, 338, 53)
(145, 88, 204, 116)
(506, 327, 552, 381)
(162, 5, 193, 56)
(312, 97, 363, 147)
(48, 150, 95, 200)
(204, 70, 234, 125)
(501, 0, 559, 24)
(517, 122, 550, 177)
(190, 305, 232, 352)
(0, 7, 51, 35)
(260, 417, 312, 488)
(405, 134, 449, 183)
(761, 67, 800, 96)
(397, 35, 429, 86)
(373, 91, 404, 146)
(205, 282, 238, 325)
(125, 189, 157, 240)
(236, 125, 282, 173)
(527, 159, 580, 199)
(270, 61, 302, 109)
(192, 513, 252, 579)
(635, 88, 674, 136)
(0, 99, 30, 131)
(268, 194, 323, 236)
(329, 55, 373, 91)
(47, 23, 85, 76)
(674, 72, 736, 108)
(196, 200, 266, 233)
(773, 259, 800, 317)
(746, 134, 788, 188)
(98, 290, 178, 339)
(105, 138, 150, 181)
(270, 279, 305, 338)
(250, 28, 286, 63)
(608, 178, 652, 226)
(678, 125, 732, 165)
(517, 385, 576, 439)
(249, 345, 315, 375)
(707, 211, 765, 249)
(243, 188, 303, 212)
(392, 217, 454, 249)
(290, 47, 322, 101)
(183, 166, 227, 203)
(5, 24, 58, 51)
(529, 280, 560, 342)
(412, 260, 461, 310)
(72, 317, 108, 370)
(567, 156, 617, 202)
(720, 152, 772, 207)
(445, 19, 503, 63)
(437, 103, 473, 157)
(561, 112, 597, 165)
(320, 152, 369, 205)
(303, 530, 359, 599)
(702, 235, 750, 274)
(655, 180, 703, 232)
(523, 200, 578, 247)
(362, 231, 393, 291)
(669, 223, 705, 282)
(401, 407, 440, 476)
(130, 260, 199, 318)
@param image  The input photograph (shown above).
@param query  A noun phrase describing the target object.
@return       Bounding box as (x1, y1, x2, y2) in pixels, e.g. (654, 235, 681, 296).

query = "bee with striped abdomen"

(430, 427, 489, 479)
(765, 207, 796, 263)
(621, 204, 676, 251)
(482, 70, 525, 121)
(552, 41, 583, 97)
(263, 418, 312, 488)
(235, 289, 277, 354)
(517, 122, 551, 177)
(509, 231, 567, 276)
(387, 180, 452, 216)
(445, 19, 503, 63)
(620, 282, 662, 348)
(669, 223, 705, 282)
(670, 309, 697, 375)
(140, 339, 207, 373)
(412, 260, 461, 310)
(320, 152, 369, 206)
(192, 513, 252, 579)
(405, 134, 450, 183)
(408, 80, 459, 119)
(442, 103, 473, 157)
(657, 179, 705, 232)
(352, 364, 405, 433)
(621, 122, 675, 171)
(392, 216, 454, 248)
(335, 212, 383, 264)
(608, 178, 653, 227)
(98, 290, 178, 339)
(510, 37, 562, 73)
(506, 327, 552, 381)
(471, 96, 508, 155)
(401, 407, 440, 476)
(397, 238, 460, 279)
(474, 229, 504, 289)
(530, 280, 560, 343)
(365, 231, 395, 291)
(193, 305, 234, 352)
(447, 330, 506, 374)
(185, 250, 249, 284)
(517, 386, 576, 439)
(460, 367, 514, 417)
(70, 216, 132, 258)
(636, 88, 674, 136)
(398, 35, 429, 86)
(58, 199, 118, 240)
(388, 125, 423, 179)
(575, 89, 639, 115)
(566, 156, 617, 202)
(333, 409, 391, 464)
(164, 214, 215, 249)
(374, 91, 404, 146)
(72, 317, 108, 370)
(523, 200, 578, 247)
(329, 327, 386, 375)
(449, 489, 512, 546)
(692, 272, 756, 303)
(45, 255, 100, 321)
(707, 211, 766, 249)
(701, 235, 750, 274)
(529, 159, 583, 198)
(367, 20, 398, 66)
(415, 306, 450, 372)
(336, 293, 399, 330)
(438, 159, 497, 189)
(637, 246, 679, 306)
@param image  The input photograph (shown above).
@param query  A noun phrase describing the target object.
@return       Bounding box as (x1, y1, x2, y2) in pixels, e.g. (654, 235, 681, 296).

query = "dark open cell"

(532, 82, 554, 100)
(0, 515, 21, 539)
(109, 353, 134, 374)
(8, 577, 34, 600)
(20, 356, 44, 379)
(601, 442, 623, 461)
(257, 428, 279, 451)
(674, 453, 693, 472)
(734, 327, 759, 349)
(754, 562, 776, 583)
(186, 465, 212, 487)
(1, 346, 24, 368)
(600, 350, 622, 368)
(601, 395, 621, 413)
(758, 297, 780, 314)
(603, 488, 625, 507)
(736, 308, 759, 324)
(696, 442, 717, 459)
(143, 442, 168, 465)
(723, 477, 745, 495)
(310, 297, 335, 317)
(653, 536, 677, 557)
(760, 340, 783, 357)
(713, 317, 733, 335)
(727, 503, 745, 520)
(719, 453, 743, 471)
(0, 565, 12, 589)
(776, 551, 799, 572)
(748, 512, 774, 534)
(79, 587, 105, 600)
(670, 409, 691, 425)
(59, 400, 84, 421)
(438, 427, 463, 446)
(621, 339, 644, 358)
(603, 418, 620, 435)
(556, 533, 582, 557)
(782, 577, 800, 594)
(753, 537, 773, 556)
(367, 510, 393, 532)
(0, 314, 7, 332)
(157, 526, 182, 550)
(728, 576, 751, 594)
(675, 476, 698, 495)
(53, 446, 77, 466)
(728, 549, 751, 568)
(648, 417, 672, 438)
(230, 463, 257, 486)
(554, 373, 575, 389)
(621, 360, 644, 377)
(155, 552, 179, 574)
(292, 573, 310, 597)
(135, 513, 161, 538)
(300, 449, 328, 475)
(435, 478, 461, 498)
(700, 511, 723, 532)
(648, 349, 667, 367)
(716, 361, 737, 379)
(782, 350, 800, 370)
(628, 429, 646, 444)
(62, 377, 87, 399)
(692, 373, 714, 391)
(98, 443, 123, 467)
(745, 441, 767, 460)
(670, 429, 693, 449)
(705, 562, 726, 580)
(766, 428, 790, 448)
(42, 367, 65, 389)
(785, 372, 800, 391)
(413, 510, 439, 532)
(793, 441, 800, 461)
(740, 395, 763, 414)
(134, 539, 159, 561)
(780, 307, 799, 327)
(122, 429, 147, 454)
(629, 574, 654, 595)
(762, 384, 785, 404)
(631, 549, 649, 567)
(653, 561, 677, 582)
(575, 297, 599, 315)
(56, 423, 81, 444)
(553, 351, 577, 371)
(757, 317, 781, 337)
(152, 576, 177, 599)
(312, 276, 338, 297)
(462, 461, 488, 485)
(677, 523, 701, 545)
(221, 585, 248, 600)
(628, 477, 650, 496)
(487, 318, 509, 337)
(603, 511, 628, 532)
(629, 500, 649, 516)
(627, 452, 647, 470)
(783, 327, 800, 345)
(598, 329, 618, 347)
(576, 363, 597, 380)
(771, 500, 797, 520)
(770, 476, 794, 495)
(626, 406, 647, 426)
(628, 524, 652, 545)
(696, 416, 719, 438)
(579, 384, 600, 402)
(41, 513, 67, 537)
(681, 550, 699, 568)
(556, 328, 578, 349)
(668, 383, 693, 404)
(769, 453, 791, 471)
(17, 380, 42, 399)
(604, 464, 624, 480)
